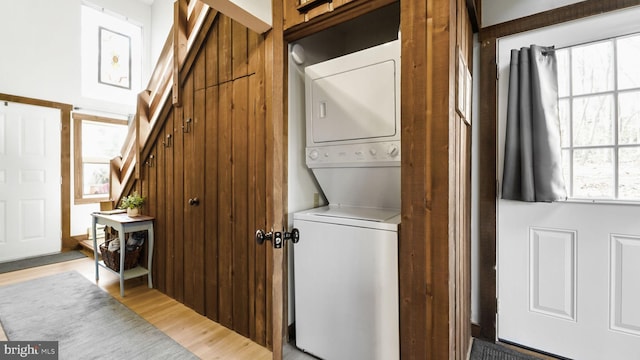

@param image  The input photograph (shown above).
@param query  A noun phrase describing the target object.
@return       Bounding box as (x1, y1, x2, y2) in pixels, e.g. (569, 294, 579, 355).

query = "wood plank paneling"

(399, 0, 472, 358)
(399, 0, 430, 356)
(155, 128, 166, 292)
(173, 102, 185, 303)
(204, 85, 219, 322)
(182, 73, 195, 310)
(145, 148, 157, 269)
(232, 76, 250, 337)
(232, 22, 249, 79)
(137, 12, 273, 350)
(247, 30, 263, 344)
(249, 30, 268, 346)
(205, 20, 220, 89)
(479, 0, 640, 41)
(283, 0, 396, 41)
(164, 110, 176, 298)
(219, 16, 233, 84)
(265, 0, 285, 354)
(194, 43, 207, 91)
(192, 87, 206, 315)
(217, 81, 234, 329)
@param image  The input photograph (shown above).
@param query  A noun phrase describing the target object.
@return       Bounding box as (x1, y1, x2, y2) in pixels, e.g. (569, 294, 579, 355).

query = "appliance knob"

(308, 149, 319, 160)
(387, 144, 399, 157)
(369, 148, 377, 156)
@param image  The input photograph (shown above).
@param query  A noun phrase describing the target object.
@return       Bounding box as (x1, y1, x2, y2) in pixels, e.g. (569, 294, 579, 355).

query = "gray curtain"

(502, 45, 567, 202)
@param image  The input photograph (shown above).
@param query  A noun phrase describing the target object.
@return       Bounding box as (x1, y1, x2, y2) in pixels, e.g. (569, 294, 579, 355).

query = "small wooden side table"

(91, 212, 154, 297)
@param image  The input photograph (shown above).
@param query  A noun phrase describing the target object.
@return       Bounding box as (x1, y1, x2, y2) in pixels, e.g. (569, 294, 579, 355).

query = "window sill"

(74, 196, 110, 205)
(562, 198, 640, 207)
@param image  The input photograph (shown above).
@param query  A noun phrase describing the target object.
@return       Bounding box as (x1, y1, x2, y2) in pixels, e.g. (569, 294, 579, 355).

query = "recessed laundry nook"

(286, 5, 401, 359)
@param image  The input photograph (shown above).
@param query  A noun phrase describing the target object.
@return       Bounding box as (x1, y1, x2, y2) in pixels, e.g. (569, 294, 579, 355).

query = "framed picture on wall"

(98, 27, 131, 89)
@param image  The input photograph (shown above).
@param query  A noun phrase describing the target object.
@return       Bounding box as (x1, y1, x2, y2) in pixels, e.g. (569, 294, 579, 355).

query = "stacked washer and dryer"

(293, 39, 401, 360)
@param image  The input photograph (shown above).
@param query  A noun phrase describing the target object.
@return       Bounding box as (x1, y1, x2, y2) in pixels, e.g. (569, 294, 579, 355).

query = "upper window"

(73, 113, 128, 204)
(556, 33, 640, 201)
(81, 4, 142, 107)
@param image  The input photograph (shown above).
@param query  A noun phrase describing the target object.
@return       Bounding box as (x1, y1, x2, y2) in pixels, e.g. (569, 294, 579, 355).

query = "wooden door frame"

(476, 0, 640, 341)
(266, 0, 287, 358)
(0, 93, 73, 251)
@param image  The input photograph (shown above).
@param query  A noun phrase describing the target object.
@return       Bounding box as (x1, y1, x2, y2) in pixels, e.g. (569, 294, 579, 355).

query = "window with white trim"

(73, 113, 128, 204)
(556, 33, 640, 201)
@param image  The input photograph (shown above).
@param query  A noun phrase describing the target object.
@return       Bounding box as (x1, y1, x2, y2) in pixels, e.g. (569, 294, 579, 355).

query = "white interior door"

(496, 8, 640, 359)
(0, 101, 61, 262)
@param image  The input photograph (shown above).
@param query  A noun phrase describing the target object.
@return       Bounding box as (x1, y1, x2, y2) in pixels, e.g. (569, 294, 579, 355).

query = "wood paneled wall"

(399, 0, 472, 358)
(138, 14, 272, 347)
(283, 0, 397, 38)
(454, 0, 474, 356)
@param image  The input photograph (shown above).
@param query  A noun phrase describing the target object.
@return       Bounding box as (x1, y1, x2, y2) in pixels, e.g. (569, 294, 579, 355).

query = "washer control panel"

(306, 141, 401, 168)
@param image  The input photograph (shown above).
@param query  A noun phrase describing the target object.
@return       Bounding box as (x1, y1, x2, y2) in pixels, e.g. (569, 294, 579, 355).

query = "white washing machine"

(293, 39, 401, 360)
(293, 206, 399, 360)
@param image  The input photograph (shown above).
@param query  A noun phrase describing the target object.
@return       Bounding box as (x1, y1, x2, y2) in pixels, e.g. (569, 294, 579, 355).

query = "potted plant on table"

(119, 192, 145, 217)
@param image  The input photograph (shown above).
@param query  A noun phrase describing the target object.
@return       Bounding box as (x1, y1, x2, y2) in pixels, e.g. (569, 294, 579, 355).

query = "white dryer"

(293, 39, 401, 360)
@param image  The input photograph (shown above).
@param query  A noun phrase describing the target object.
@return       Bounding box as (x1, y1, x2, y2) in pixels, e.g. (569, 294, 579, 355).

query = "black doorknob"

(256, 229, 272, 245)
(188, 197, 200, 206)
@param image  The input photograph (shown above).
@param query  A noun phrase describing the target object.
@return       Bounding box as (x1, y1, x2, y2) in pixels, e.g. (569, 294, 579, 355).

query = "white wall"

(150, 0, 175, 67)
(482, 0, 584, 27)
(0, 0, 153, 115)
(0, 0, 171, 237)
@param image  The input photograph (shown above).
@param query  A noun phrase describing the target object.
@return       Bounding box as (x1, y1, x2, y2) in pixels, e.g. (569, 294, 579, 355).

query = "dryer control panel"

(306, 141, 400, 168)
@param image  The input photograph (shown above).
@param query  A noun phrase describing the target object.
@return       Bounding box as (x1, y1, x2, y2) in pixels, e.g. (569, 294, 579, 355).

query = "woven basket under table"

(99, 240, 142, 271)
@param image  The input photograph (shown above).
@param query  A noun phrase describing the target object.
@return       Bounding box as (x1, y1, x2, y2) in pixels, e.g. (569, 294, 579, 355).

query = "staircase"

(109, 0, 216, 205)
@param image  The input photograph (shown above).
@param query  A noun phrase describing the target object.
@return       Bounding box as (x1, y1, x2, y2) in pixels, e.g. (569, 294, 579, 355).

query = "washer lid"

(300, 205, 399, 222)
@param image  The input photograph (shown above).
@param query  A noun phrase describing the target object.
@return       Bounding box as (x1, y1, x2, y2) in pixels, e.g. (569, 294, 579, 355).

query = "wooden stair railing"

(109, 0, 212, 206)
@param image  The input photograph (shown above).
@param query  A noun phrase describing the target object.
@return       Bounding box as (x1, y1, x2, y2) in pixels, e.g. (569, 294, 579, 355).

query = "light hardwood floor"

(0, 257, 272, 360)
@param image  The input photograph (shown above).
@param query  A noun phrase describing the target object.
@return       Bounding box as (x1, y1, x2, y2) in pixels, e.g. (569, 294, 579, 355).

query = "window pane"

(571, 41, 614, 95)
(619, 147, 640, 200)
(557, 49, 570, 97)
(617, 34, 640, 90)
(559, 98, 570, 147)
(573, 95, 614, 146)
(618, 91, 640, 145)
(573, 148, 614, 198)
(82, 121, 127, 159)
(83, 163, 109, 196)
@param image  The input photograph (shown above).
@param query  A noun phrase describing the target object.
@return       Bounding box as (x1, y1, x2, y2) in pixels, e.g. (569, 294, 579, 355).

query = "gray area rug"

(0, 271, 198, 360)
(471, 339, 545, 360)
(0, 251, 87, 274)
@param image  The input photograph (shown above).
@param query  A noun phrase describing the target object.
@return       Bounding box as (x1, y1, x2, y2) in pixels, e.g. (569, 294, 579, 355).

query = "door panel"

(498, 201, 640, 359)
(0, 102, 60, 262)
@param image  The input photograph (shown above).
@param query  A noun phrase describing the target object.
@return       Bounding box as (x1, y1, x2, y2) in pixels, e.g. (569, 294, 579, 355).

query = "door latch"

(256, 228, 300, 249)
